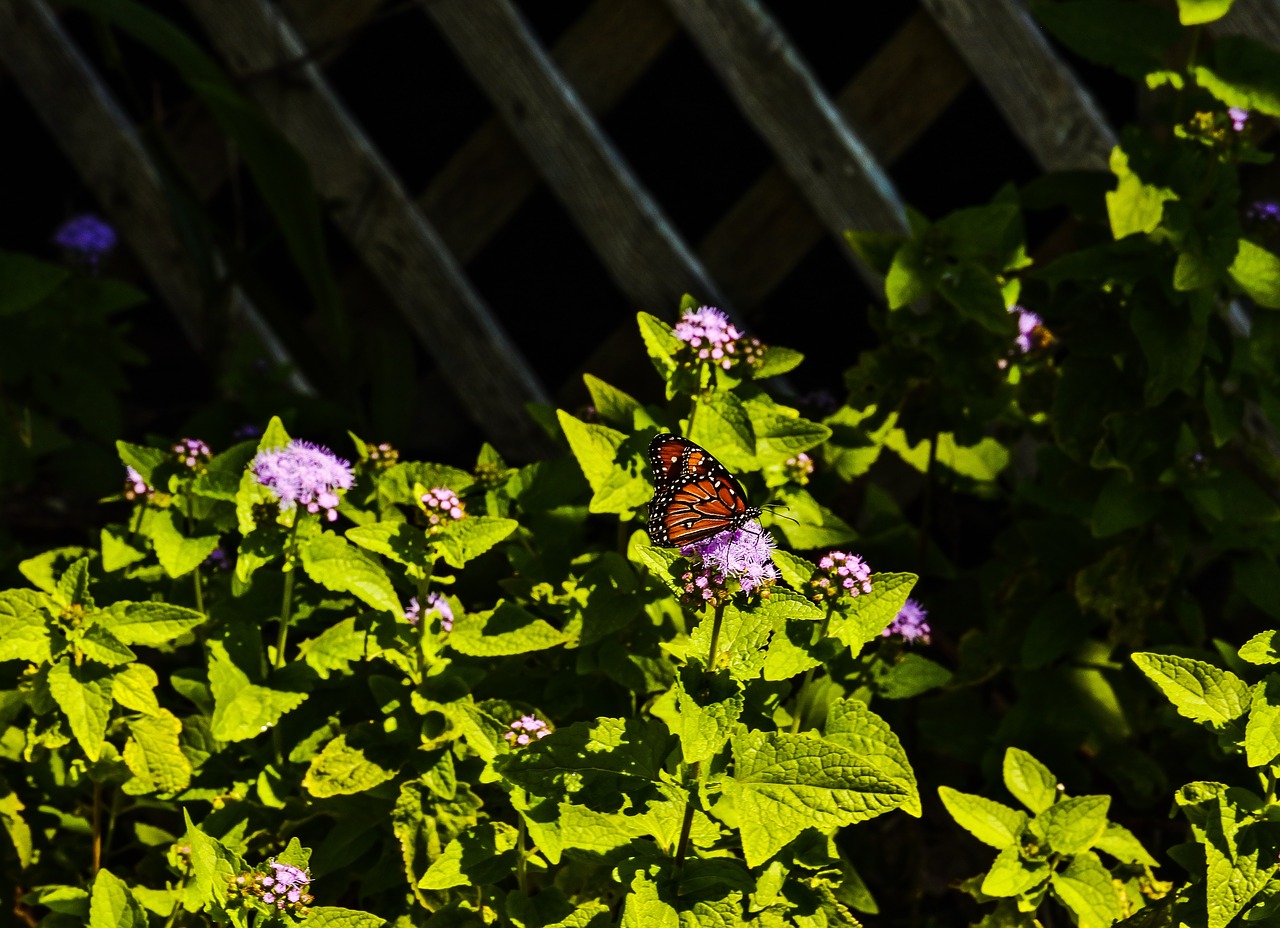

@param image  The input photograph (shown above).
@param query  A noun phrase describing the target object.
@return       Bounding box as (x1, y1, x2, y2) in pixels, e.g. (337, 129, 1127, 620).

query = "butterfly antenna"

(761, 503, 798, 526)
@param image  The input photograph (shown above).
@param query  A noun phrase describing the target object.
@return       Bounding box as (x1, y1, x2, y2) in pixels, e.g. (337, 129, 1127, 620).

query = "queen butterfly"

(646, 433, 761, 547)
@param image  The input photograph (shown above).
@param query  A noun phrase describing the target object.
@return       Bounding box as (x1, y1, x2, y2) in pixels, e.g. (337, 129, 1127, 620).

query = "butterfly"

(646, 433, 761, 547)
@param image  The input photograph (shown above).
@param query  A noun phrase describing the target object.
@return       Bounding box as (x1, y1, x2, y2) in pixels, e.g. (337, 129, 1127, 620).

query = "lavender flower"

(1249, 199, 1280, 223)
(405, 592, 454, 632)
(673, 305, 764, 372)
(679, 522, 780, 605)
(504, 714, 552, 746)
(203, 545, 233, 571)
(421, 486, 466, 529)
(123, 466, 152, 501)
(808, 550, 872, 604)
(233, 423, 262, 440)
(173, 438, 211, 470)
(784, 452, 814, 485)
(252, 440, 354, 523)
(1229, 107, 1250, 132)
(363, 441, 399, 470)
(52, 214, 117, 266)
(883, 598, 931, 644)
(1010, 304, 1050, 354)
(229, 860, 313, 915)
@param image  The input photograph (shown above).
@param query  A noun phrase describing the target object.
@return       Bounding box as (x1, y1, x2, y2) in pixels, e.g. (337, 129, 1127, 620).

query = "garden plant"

(6, 1, 1280, 926)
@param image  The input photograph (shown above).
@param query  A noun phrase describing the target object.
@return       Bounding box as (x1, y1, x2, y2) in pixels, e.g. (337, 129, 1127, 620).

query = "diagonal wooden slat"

(420, 0, 679, 265)
(182, 0, 555, 458)
(698, 10, 969, 310)
(1213, 0, 1280, 49)
(422, 0, 729, 316)
(664, 0, 910, 284)
(918, 0, 1116, 171)
(0, 0, 314, 396)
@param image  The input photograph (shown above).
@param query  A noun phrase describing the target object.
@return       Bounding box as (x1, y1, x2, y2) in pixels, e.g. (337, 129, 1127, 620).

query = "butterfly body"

(647, 433, 761, 547)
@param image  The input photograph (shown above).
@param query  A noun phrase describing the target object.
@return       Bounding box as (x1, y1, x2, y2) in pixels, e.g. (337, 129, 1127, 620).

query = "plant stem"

(91, 780, 102, 876)
(515, 813, 528, 895)
(187, 495, 205, 616)
(790, 604, 836, 733)
(416, 559, 435, 657)
(273, 518, 303, 765)
(675, 602, 727, 883)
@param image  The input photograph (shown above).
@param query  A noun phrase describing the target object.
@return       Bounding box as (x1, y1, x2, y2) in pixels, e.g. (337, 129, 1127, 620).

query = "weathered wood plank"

(1212, 0, 1280, 50)
(699, 11, 969, 310)
(918, 0, 1116, 171)
(182, 0, 555, 458)
(422, 0, 727, 315)
(0, 0, 313, 395)
(420, 0, 678, 264)
(662, 0, 910, 294)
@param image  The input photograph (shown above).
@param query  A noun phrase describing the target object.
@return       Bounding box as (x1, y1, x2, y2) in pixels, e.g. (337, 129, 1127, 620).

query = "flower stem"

(416, 559, 436, 657)
(273, 518, 303, 765)
(675, 602, 727, 883)
(91, 780, 102, 876)
(515, 812, 528, 895)
(791, 604, 836, 733)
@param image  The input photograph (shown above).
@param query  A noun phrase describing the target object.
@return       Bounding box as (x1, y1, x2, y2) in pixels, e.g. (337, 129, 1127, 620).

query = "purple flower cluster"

(784, 452, 814, 484)
(203, 546, 233, 572)
(365, 441, 399, 469)
(673, 306, 763, 371)
(679, 522, 779, 606)
(173, 438, 211, 470)
(124, 466, 152, 501)
(405, 592, 454, 632)
(52, 214, 117, 266)
(1011, 305, 1048, 354)
(421, 486, 466, 528)
(1249, 199, 1280, 223)
(808, 551, 872, 604)
(1229, 107, 1250, 132)
(883, 598, 931, 645)
(252, 440, 354, 523)
(230, 861, 313, 915)
(504, 714, 552, 746)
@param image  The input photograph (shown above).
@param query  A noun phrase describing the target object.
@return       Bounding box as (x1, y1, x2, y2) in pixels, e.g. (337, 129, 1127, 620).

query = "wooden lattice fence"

(3, 0, 1278, 457)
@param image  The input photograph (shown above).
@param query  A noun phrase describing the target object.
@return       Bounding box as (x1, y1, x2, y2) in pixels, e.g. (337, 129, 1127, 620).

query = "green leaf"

(825, 697, 921, 817)
(345, 521, 428, 572)
(1245, 679, 1280, 767)
(304, 909, 387, 928)
(1132, 651, 1250, 727)
(688, 393, 755, 472)
(303, 733, 399, 798)
(981, 844, 1051, 898)
(89, 868, 147, 928)
(671, 668, 743, 765)
(751, 346, 804, 379)
(111, 663, 160, 716)
(1091, 472, 1163, 538)
(55, 556, 93, 609)
(1106, 146, 1176, 239)
(1050, 852, 1123, 928)
(878, 653, 953, 700)
(583, 373, 643, 427)
(433, 516, 518, 569)
(723, 730, 909, 867)
(418, 822, 519, 890)
(123, 709, 191, 796)
(0, 251, 69, 316)
(1095, 822, 1158, 866)
(0, 590, 53, 664)
(558, 411, 628, 491)
(1031, 0, 1181, 77)
(636, 311, 680, 381)
(100, 526, 146, 572)
(936, 262, 1009, 333)
(1041, 795, 1109, 855)
(689, 603, 773, 682)
(885, 242, 932, 309)
(180, 811, 240, 913)
(1240, 631, 1280, 665)
(48, 659, 113, 761)
(115, 440, 168, 485)
(1195, 37, 1280, 117)
(1177, 0, 1234, 24)
(0, 788, 33, 868)
(938, 786, 1026, 849)
(208, 641, 308, 742)
(447, 601, 567, 656)
(496, 718, 669, 809)
(297, 617, 374, 680)
(1229, 239, 1280, 308)
(1002, 747, 1058, 814)
(146, 509, 220, 579)
(78, 624, 136, 666)
(827, 572, 917, 653)
(621, 870, 679, 928)
(300, 532, 401, 616)
(105, 601, 207, 646)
